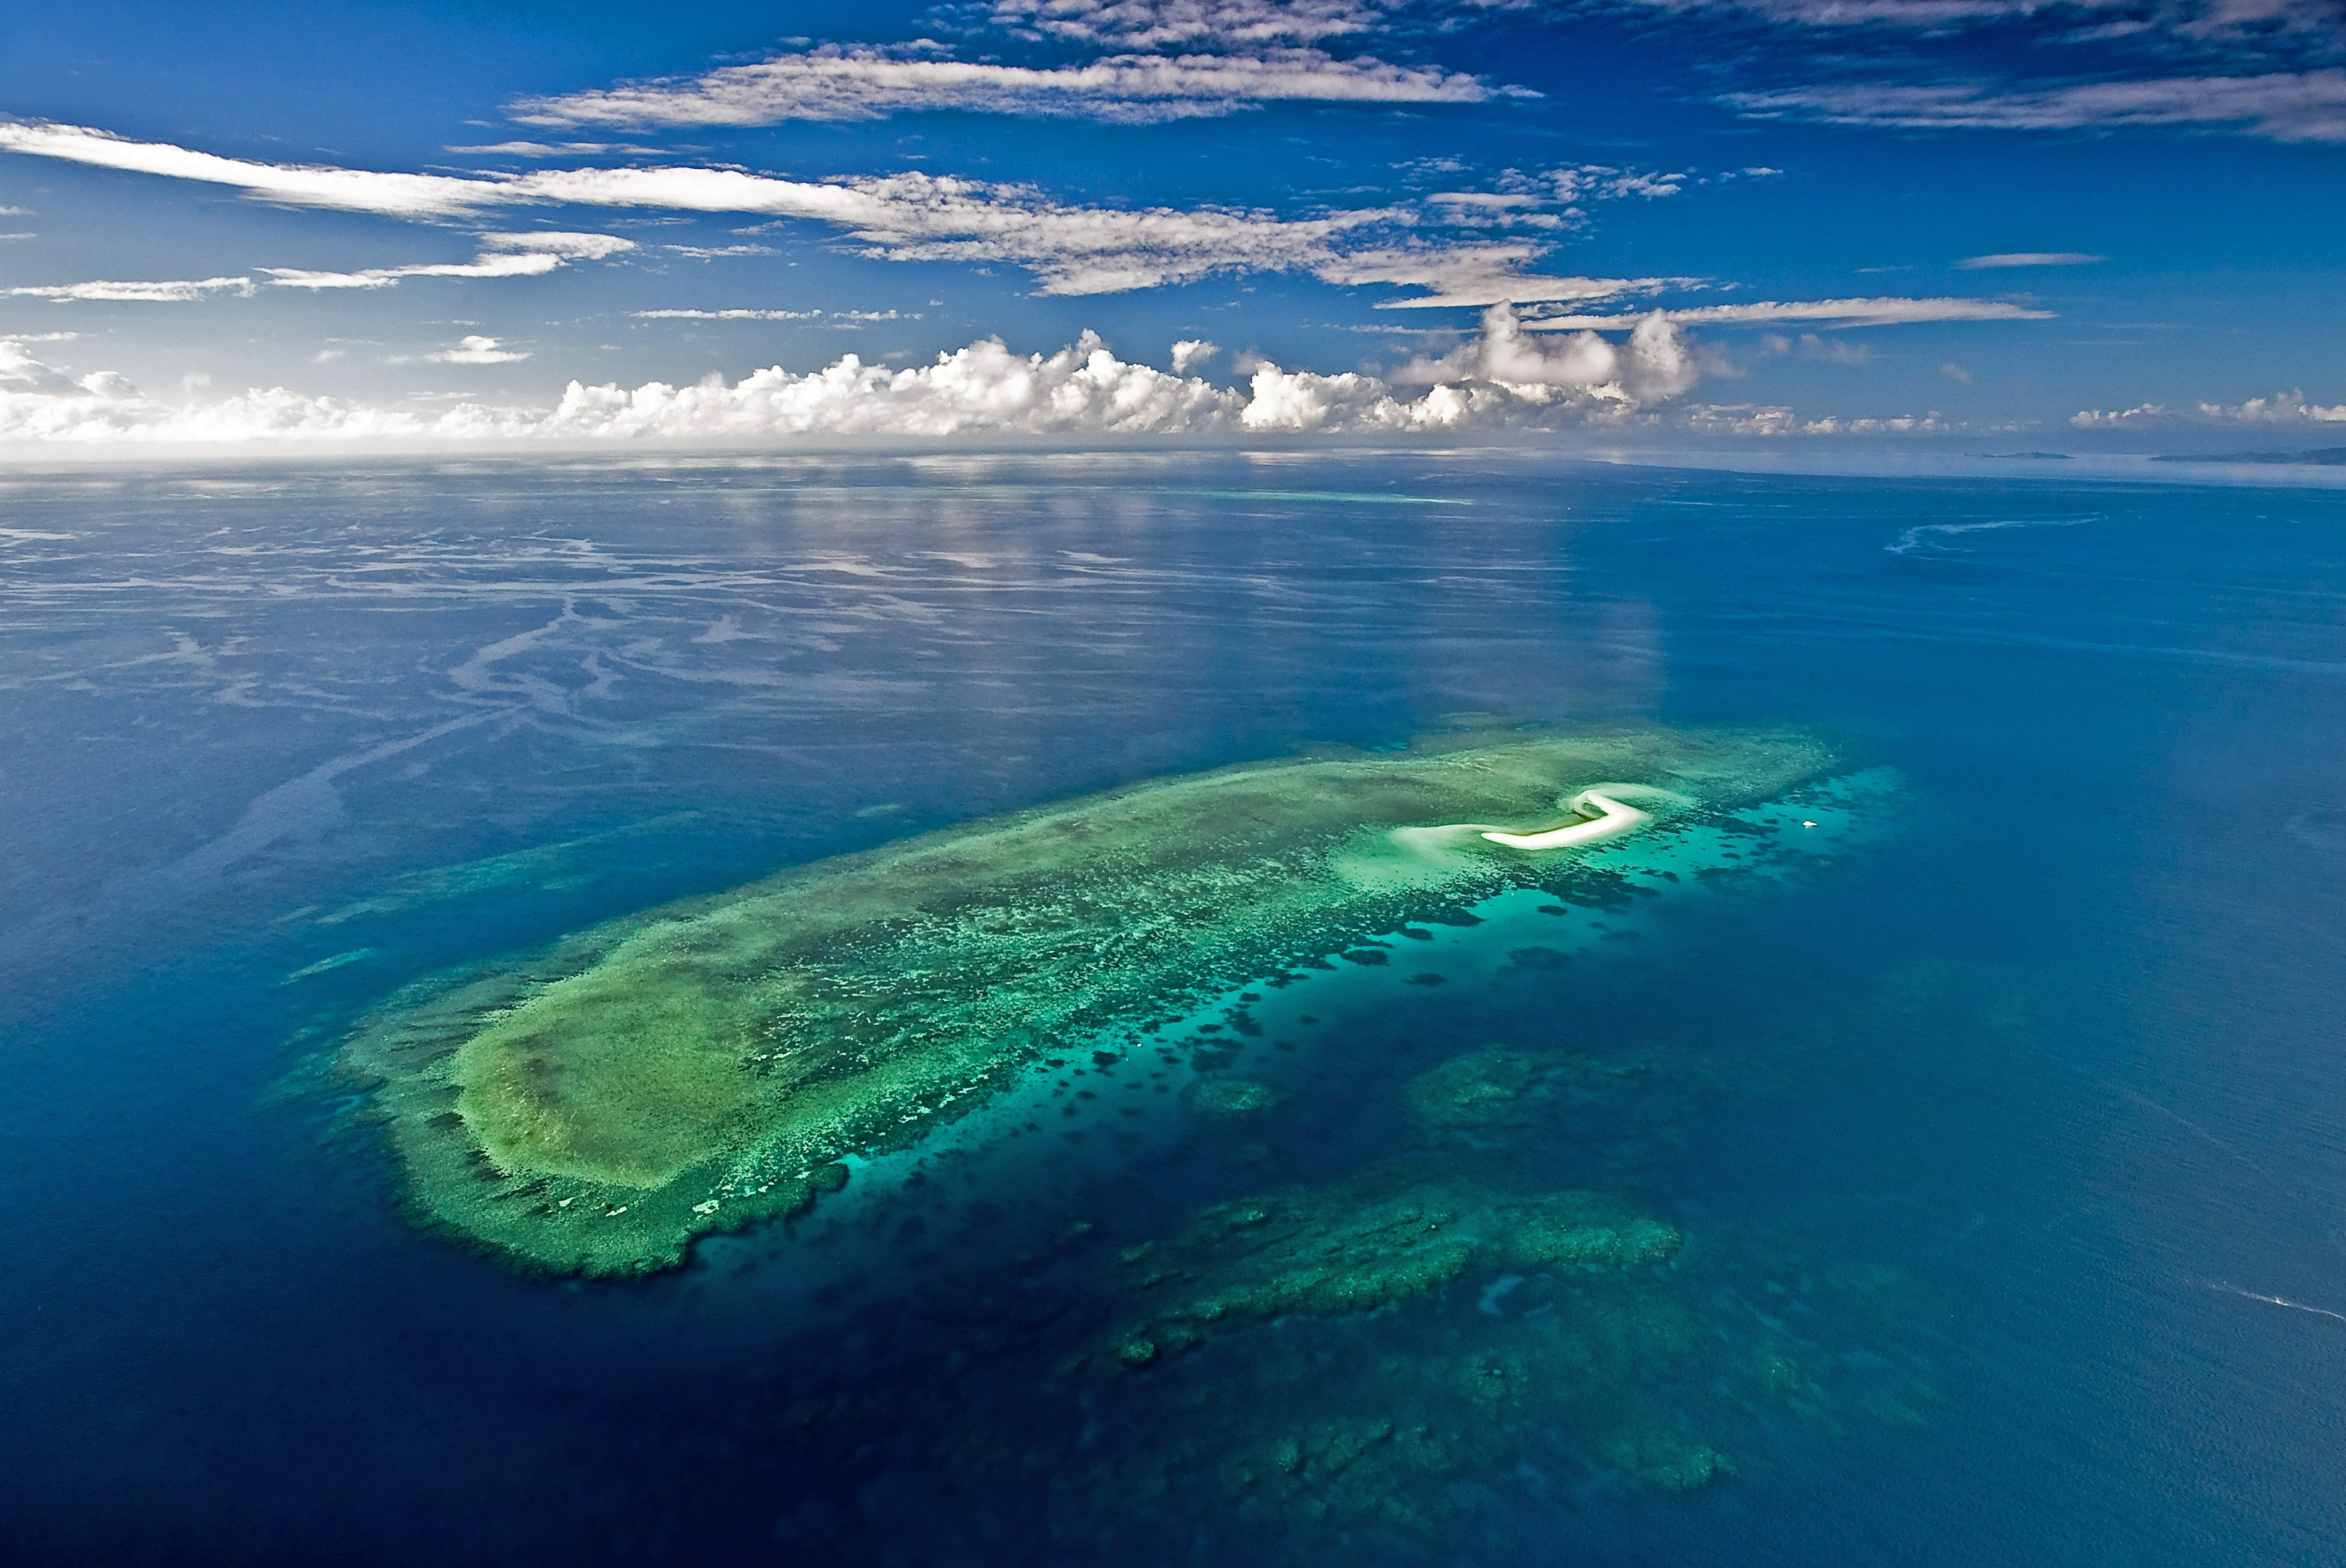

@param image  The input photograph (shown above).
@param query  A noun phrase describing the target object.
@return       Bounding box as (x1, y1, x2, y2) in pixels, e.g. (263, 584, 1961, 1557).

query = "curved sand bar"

(341, 727, 1831, 1276)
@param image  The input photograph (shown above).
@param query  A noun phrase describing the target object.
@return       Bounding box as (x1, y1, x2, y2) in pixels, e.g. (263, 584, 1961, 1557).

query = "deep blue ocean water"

(5, 453, 2345, 1566)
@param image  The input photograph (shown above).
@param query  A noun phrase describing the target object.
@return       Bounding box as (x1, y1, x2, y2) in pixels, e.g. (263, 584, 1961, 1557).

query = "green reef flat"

(341, 725, 1843, 1276)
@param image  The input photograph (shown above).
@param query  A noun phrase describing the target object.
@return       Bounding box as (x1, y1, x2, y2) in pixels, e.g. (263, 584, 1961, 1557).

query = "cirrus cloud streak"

(1727, 70, 2346, 142)
(516, 45, 1516, 127)
(0, 118, 1634, 300)
(6, 274, 256, 303)
(1526, 295, 2053, 328)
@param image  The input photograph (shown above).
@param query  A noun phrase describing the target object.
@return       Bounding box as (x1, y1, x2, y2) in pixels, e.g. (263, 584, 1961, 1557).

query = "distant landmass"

(2153, 447, 2346, 466)
(1973, 451, 2073, 460)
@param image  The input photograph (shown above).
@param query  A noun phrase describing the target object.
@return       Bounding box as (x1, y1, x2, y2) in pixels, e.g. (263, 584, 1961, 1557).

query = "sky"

(0, 0, 2341, 451)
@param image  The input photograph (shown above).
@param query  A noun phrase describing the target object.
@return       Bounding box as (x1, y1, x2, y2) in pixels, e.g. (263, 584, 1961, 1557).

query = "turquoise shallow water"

(4, 454, 2345, 1564)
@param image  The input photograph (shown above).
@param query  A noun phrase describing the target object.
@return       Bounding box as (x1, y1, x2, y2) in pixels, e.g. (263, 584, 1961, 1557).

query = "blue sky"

(0, 0, 2340, 449)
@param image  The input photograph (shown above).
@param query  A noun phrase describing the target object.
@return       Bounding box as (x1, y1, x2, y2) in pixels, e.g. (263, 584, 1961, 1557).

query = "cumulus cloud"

(1798, 411, 1949, 433)
(1727, 71, 2346, 142)
(1683, 402, 1803, 436)
(0, 118, 1634, 302)
(1525, 295, 2054, 328)
(5, 274, 254, 303)
(2215, 389, 2346, 422)
(0, 318, 1706, 447)
(515, 45, 1512, 126)
(429, 335, 530, 364)
(2073, 389, 2346, 425)
(1171, 337, 1219, 371)
(2068, 401, 2168, 426)
(1397, 303, 1699, 402)
(1684, 400, 1948, 435)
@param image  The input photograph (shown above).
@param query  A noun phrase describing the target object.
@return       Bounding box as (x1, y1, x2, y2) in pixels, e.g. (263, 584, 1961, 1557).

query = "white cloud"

(446, 141, 628, 156)
(1526, 296, 2054, 328)
(0, 120, 498, 217)
(515, 45, 1513, 126)
(480, 231, 637, 260)
(1683, 401, 1950, 435)
(1415, 164, 1689, 236)
(2, 339, 95, 393)
(2214, 390, 2346, 422)
(1957, 251, 2106, 267)
(641, 308, 769, 321)
(265, 253, 561, 289)
(262, 230, 635, 289)
(546, 333, 1250, 436)
(5, 275, 254, 303)
(2069, 401, 2168, 426)
(1800, 411, 1949, 433)
(982, 0, 2342, 53)
(1171, 337, 1219, 371)
(0, 319, 1708, 447)
(633, 307, 904, 321)
(1683, 401, 1802, 436)
(0, 118, 1628, 302)
(1727, 71, 2346, 143)
(985, 0, 1385, 48)
(1396, 303, 1699, 402)
(2074, 389, 2346, 426)
(1760, 330, 1874, 361)
(1603, 0, 2344, 48)
(504, 167, 1602, 299)
(1619, 0, 2122, 24)
(1361, 253, 1655, 307)
(429, 335, 531, 364)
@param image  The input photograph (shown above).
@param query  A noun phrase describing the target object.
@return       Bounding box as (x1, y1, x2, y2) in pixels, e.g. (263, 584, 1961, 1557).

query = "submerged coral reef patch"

(1087, 1168, 1681, 1371)
(339, 726, 1841, 1275)
(1049, 1168, 1935, 1527)
(759, 1157, 1943, 1551)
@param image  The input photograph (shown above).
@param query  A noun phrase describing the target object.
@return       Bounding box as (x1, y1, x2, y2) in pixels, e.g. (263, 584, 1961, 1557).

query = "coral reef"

(1186, 1078, 1284, 1118)
(1404, 1045, 1651, 1133)
(769, 1165, 1947, 1551)
(1091, 1168, 1681, 1370)
(339, 725, 1834, 1274)
(1047, 1172, 1940, 1536)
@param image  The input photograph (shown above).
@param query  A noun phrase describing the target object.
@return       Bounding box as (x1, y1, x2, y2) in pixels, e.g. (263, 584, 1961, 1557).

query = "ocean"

(4, 452, 2344, 1566)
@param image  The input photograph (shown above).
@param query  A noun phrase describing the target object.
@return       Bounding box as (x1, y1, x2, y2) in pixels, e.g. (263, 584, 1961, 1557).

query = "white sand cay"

(1479, 788, 1652, 849)
(1395, 784, 1696, 854)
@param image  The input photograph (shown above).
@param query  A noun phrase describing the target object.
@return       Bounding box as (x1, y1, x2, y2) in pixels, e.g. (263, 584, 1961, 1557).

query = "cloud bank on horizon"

(0, 0, 2337, 450)
(0, 306, 1705, 444)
